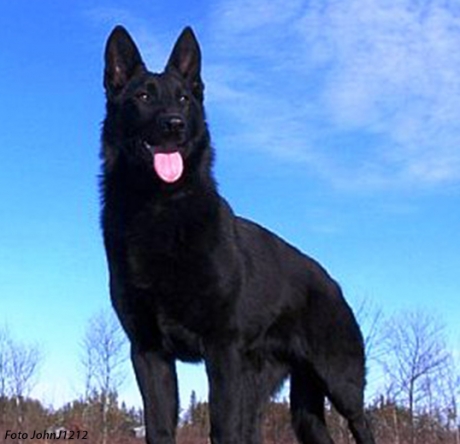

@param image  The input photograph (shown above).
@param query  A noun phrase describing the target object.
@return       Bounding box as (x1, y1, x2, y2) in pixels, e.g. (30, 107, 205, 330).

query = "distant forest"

(1, 303, 459, 444)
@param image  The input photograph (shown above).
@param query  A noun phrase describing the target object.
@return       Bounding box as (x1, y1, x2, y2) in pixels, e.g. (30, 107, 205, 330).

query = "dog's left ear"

(166, 27, 204, 99)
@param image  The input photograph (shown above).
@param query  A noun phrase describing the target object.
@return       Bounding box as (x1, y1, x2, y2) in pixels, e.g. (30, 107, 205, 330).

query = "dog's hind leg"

(321, 369, 375, 444)
(289, 365, 334, 444)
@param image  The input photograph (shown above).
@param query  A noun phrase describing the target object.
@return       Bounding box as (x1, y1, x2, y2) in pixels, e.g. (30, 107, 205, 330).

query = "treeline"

(0, 305, 459, 444)
(180, 394, 460, 444)
(1, 393, 458, 444)
(0, 394, 142, 444)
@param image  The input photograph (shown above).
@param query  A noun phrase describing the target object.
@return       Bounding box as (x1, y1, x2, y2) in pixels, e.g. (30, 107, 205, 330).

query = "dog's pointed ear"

(104, 26, 145, 97)
(166, 27, 204, 99)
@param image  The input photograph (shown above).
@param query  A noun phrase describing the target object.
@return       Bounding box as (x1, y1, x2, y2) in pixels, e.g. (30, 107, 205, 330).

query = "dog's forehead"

(141, 71, 185, 92)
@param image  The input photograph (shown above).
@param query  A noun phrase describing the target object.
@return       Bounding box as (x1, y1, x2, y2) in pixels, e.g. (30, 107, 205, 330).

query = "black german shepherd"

(101, 25, 375, 444)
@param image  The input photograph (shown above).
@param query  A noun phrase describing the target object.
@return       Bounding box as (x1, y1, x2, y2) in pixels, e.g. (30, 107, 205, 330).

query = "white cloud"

(85, 7, 168, 68)
(87, 1, 460, 190)
(213, 0, 304, 34)
(208, 0, 460, 189)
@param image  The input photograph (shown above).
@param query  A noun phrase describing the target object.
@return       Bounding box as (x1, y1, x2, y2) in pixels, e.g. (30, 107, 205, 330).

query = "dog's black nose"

(159, 115, 185, 135)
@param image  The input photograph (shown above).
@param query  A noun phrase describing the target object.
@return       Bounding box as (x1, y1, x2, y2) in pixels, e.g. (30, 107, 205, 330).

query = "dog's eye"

(136, 92, 150, 102)
(178, 94, 189, 105)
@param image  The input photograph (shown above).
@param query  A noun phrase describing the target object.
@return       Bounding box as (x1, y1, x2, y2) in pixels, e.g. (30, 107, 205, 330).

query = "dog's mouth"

(143, 141, 184, 184)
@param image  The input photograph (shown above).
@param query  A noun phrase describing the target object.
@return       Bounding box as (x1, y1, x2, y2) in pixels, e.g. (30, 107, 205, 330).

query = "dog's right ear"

(104, 26, 145, 97)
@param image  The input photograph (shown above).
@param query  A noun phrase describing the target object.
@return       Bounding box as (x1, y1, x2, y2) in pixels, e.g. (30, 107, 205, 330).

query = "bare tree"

(354, 297, 385, 364)
(353, 296, 387, 410)
(381, 309, 450, 444)
(443, 351, 460, 444)
(0, 326, 42, 443)
(9, 340, 42, 401)
(10, 340, 42, 443)
(81, 309, 127, 444)
(0, 327, 12, 399)
(0, 327, 12, 426)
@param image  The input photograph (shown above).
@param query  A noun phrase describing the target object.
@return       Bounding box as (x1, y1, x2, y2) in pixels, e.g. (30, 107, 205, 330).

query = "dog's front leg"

(205, 345, 244, 444)
(132, 347, 178, 444)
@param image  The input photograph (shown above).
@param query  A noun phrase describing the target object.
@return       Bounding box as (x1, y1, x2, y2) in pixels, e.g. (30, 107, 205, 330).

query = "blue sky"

(1, 0, 459, 410)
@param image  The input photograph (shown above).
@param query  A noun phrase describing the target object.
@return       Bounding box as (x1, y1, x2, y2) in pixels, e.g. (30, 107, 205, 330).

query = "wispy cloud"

(207, 0, 460, 190)
(86, 1, 460, 190)
(84, 7, 169, 67)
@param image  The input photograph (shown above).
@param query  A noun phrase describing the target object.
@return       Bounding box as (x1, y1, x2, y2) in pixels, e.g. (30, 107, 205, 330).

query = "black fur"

(100, 25, 375, 444)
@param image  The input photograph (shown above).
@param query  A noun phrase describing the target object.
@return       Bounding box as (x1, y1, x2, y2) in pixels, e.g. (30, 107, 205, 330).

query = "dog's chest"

(125, 206, 225, 316)
(126, 198, 217, 288)
(126, 224, 213, 293)
(156, 310, 205, 361)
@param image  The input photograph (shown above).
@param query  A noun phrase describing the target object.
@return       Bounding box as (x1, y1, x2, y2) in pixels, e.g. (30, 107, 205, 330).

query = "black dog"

(101, 25, 375, 444)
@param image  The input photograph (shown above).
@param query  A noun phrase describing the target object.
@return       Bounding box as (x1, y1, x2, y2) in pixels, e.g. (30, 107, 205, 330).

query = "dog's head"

(102, 26, 210, 184)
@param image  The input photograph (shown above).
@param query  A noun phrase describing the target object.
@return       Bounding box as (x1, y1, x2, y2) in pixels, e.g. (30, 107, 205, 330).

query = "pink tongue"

(153, 152, 184, 183)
